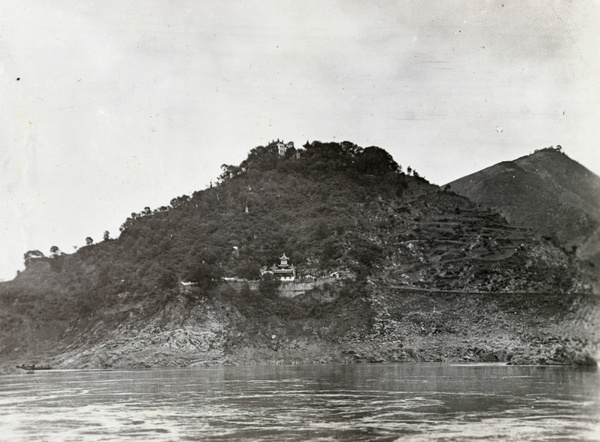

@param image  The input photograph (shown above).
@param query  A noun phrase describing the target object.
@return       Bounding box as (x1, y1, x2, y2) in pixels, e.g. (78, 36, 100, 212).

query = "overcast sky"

(1, 0, 599, 280)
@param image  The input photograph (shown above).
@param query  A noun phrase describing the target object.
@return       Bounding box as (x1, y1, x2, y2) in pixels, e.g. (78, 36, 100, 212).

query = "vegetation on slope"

(449, 146, 600, 267)
(0, 141, 596, 369)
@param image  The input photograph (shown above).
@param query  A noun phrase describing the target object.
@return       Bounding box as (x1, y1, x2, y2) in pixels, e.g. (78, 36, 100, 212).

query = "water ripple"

(0, 364, 598, 441)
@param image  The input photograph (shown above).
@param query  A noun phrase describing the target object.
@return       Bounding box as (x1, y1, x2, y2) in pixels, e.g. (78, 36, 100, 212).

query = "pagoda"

(272, 253, 296, 281)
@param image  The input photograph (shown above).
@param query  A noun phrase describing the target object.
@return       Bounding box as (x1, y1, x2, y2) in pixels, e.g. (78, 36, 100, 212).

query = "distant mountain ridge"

(448, 147, 600, 263)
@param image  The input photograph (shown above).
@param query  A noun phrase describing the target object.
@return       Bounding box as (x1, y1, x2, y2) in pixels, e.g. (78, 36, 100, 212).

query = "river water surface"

(1, 363, 598, 441)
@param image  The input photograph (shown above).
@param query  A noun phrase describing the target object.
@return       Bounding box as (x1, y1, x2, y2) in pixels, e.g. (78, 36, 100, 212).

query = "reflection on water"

(0, 363, 598, 441)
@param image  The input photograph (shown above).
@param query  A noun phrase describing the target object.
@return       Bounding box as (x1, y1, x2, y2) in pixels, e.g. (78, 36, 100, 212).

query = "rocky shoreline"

(4, 285, 597, 373)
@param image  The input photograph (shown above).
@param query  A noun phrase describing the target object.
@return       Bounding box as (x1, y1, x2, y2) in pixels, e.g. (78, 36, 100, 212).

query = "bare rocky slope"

(448, 147, 600, 270)
(1, 141, 598, 371)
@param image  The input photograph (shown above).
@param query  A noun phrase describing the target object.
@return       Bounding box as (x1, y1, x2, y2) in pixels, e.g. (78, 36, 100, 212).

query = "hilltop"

(0, 141, 597, 370)
(448, 147, 600, 268)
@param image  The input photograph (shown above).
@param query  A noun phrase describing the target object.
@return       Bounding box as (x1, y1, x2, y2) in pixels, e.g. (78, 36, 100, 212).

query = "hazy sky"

(1, 0, 599, 280)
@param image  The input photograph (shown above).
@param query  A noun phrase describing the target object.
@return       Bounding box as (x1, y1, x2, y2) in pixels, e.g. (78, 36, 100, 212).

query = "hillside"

(448, 147, 600, 267)
(1, 141, 598, 370)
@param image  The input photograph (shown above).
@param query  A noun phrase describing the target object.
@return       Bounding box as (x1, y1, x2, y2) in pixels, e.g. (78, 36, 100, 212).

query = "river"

(0, 363, 598, 441)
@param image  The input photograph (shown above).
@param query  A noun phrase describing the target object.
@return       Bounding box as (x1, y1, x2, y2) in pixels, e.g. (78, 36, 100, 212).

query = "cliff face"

(40, 285, 600, 369)
(1, 141, 598, 370)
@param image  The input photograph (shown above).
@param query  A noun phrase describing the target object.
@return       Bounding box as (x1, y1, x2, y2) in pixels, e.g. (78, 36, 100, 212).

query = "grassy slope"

(449, 148, 600, 262)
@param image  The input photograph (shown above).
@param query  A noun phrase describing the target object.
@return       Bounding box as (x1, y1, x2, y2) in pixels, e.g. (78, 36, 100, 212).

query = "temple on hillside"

(272, 253, 296, 281)
(276, 140, 294, 156)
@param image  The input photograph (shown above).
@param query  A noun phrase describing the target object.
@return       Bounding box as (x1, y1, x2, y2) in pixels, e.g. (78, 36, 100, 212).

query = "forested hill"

(12, 141, 591, 294)
(1, 141, 597, 369)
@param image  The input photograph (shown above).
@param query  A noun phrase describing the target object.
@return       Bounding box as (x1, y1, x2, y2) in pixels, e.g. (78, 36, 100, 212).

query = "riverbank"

(3, 283, 597, 371)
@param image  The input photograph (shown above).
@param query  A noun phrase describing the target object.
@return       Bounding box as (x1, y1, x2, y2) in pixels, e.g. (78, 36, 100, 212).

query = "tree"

(234, 261, 261, 280)
(103, 231, 110, 241)
(258, 273, 280, 297)
(86, 237, 94, 246)
(355, 146, 401, 175)
(119, 218, 133, 232)
(24, 250, 45, 267)
(219, 164, 241, 182)
(239, 281, 252, 298)
(185, 262, 223, 290)
(170, 195, 190, 209)
(50, 245, 61, 257)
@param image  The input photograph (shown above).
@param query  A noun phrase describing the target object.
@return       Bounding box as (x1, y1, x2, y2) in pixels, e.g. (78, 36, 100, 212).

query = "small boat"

(16, 364, 52, 371)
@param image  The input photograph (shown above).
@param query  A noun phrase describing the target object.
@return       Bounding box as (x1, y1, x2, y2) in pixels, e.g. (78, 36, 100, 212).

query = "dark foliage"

(5, 139, 588, 334)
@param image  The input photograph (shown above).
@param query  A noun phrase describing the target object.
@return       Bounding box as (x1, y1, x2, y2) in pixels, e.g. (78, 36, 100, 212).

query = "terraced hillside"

(366, 181, 587, 293)
(449, 147, 600, 268)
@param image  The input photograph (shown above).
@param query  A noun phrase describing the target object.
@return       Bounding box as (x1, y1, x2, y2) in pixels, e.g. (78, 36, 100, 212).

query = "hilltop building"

(276, 141, 294, 156)
(262, 253, 296, 281)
